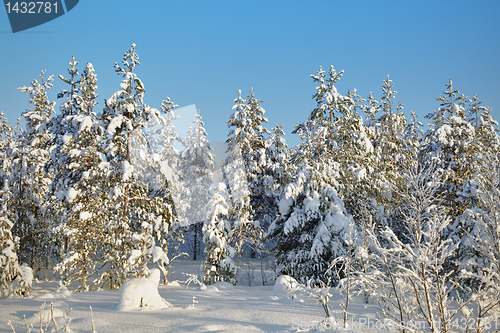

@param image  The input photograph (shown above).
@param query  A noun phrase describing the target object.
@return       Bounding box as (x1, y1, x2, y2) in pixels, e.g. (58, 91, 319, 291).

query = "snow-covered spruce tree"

(179, 110, 215, 260)
(223, 144, 253, 259)
(249, 123, 290, 285)
(97, 44, 173, 287)
(260, 123, 290, 231)
(0, 112, 16, 186)
(46, 59, 109, 291)
(202, 182, 237, 285)
(453, 153, 500, 327)
(9, 71, 56, 278)
(0, 180, 33, 298)
(268, 158, 356, 286)
(225, 89, 271, 254)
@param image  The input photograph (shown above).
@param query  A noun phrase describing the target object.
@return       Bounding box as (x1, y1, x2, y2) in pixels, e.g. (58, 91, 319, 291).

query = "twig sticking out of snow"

(191, 296, 198, 308)
(7, 302, 95, 333)
(183, 273, 206, 290)
(7, 320, 17, 333)
(90, 306, 96, 333)
(288, 278, 334, 321)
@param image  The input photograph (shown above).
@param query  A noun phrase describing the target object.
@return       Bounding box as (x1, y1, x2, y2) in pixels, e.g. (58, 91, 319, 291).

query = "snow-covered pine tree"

(455, 151, 500, 319)
(179, 110, 215, 260)
(364, 76, 414, 240)
(280, 66, 376, 285)
(333, 88, 377, 232)
(293, 66, 376, 234)
(0, 179, 32, 298)
(0, 112, 16, 186)
(202, 182, 237, 285)
(9, 71, 56, 278)
(450, 94, 500, 289)
(47, 58, 109, 291)
(421, 80, 479, 279)
(421, 80, 476, 220)
(98, 44, 159, 286)
(98, 44, 176, 285)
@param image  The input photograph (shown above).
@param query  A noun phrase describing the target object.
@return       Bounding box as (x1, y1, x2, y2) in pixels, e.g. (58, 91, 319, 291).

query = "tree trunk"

(193, 224, 197, 260)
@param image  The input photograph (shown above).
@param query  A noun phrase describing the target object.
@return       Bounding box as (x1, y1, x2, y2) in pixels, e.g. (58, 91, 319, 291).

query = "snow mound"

(56, 284, 72, 298)
(203, 285, 220, 293)
(213, 281, 234, 289)
(165, 281, 181, 288)
(30, 307, 65, 321)
(273, 275, 299, 293)
(35, 284, 71, 300)
(116, 269, 172, 311)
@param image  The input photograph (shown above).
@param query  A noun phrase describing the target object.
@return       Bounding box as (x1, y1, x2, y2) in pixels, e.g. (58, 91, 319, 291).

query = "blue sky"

(1, 0, 499, 148)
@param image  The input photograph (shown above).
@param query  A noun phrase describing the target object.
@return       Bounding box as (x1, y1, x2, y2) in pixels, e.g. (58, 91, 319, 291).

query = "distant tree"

(179, 110, 215, 260)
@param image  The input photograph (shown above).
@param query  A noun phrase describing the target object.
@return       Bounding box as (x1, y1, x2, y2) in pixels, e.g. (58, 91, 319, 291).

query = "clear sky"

(1, 0, 499, 148)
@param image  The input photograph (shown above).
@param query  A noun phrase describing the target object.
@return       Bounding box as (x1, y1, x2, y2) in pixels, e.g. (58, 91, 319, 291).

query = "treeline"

(1, 45, 499, 326)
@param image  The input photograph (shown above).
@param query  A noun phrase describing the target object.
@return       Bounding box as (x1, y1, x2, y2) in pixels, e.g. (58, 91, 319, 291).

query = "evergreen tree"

(268, 159, 356, 285)
(293, 66, 376, 232)
(260, 123, 289, 231)
(364, 76, 416, 240)
(98, 44, 174, 287)
(9, 71, 55, 278)
(138, 97, 184, 277)
(0, 112, 16, 186)
(450, 95, 500, 287)
(155, 98, 186, 227)
(421, 80, 476, 220)
(223, 144, 253, 257)
(202, 183, 237, 285)
(0, 180, 32, 298)
(225, 89, 271, 254)
(47, 59, 107, 291)
(179, 110, 215, 260)
(421, 81, 479, 278)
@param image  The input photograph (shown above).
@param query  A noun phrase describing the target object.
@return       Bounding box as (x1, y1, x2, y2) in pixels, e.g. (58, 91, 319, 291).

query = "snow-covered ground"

(0, 259, 390, 333)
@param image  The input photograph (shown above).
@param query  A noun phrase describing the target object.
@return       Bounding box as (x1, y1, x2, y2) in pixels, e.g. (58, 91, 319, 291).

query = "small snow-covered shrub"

(273, 275, 299, 293)
(116, 269, 171, 311)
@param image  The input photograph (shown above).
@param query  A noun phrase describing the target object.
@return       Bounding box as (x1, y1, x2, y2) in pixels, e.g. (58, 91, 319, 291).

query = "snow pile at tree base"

(273, 275, 299, 293)
(116, 269, 172, 311)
